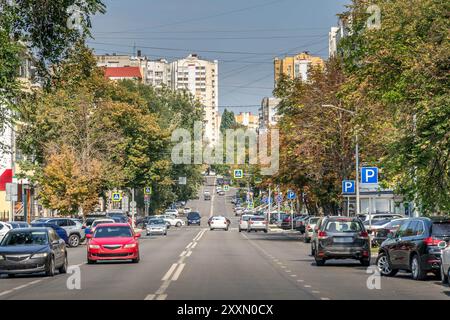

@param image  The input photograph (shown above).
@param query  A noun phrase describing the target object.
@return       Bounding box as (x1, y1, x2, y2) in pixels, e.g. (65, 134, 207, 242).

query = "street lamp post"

(321, 104, 360, 216)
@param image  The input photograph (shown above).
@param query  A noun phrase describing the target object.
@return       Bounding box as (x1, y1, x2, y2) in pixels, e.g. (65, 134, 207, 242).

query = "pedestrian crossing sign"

(144, 186, 152, 195)
(112, 192, 122, 202)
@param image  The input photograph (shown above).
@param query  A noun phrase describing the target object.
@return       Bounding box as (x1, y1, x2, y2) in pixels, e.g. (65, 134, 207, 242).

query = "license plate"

(333, 237, 353, 243)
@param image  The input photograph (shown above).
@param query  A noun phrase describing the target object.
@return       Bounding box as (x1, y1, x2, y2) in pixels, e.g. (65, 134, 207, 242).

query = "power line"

(93, 34, 328, 41)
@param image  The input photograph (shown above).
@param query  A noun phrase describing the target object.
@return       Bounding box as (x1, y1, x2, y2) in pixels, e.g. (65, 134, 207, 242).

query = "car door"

(49, 230, 63, 265)
(396, 220, 416, 269)
(389, 220, 411, 268)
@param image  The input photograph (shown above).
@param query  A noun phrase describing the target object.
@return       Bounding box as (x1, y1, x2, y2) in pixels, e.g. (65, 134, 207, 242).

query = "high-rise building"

(235, 112, 259, 131)
(273, 52, 325, 84)
(171, 54, 219, 145)
(146, 59, 171, 88)
(258, 97, 281, 133)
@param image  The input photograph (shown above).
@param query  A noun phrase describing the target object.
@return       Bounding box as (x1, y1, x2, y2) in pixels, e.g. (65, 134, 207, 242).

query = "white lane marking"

(161, 263, 178, 281)
(12, 284, 29, 290)
(321, 297, 331, 300)
(0, 290, 13, 296)
(186, 251, 192, 257)
(179, 251, 187, 257)
(297, 280, 304, 282)
(304, 285, 312, 288)
(171, 263, 186, 281)
(312, 290, 320, 294)
(290, 275, 297, 277)
(29, 280, 43, 285)
(280, 265, 286, 268)
(145, 294, 156, 300)
(156, 294, 167, 300)
(186, 242, 194, 249)
(193, 230, 203, 241)
(191, 242, 197, 249)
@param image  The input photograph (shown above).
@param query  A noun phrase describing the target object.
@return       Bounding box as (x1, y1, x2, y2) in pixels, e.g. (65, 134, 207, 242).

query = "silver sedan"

(146, 219, 168, 236)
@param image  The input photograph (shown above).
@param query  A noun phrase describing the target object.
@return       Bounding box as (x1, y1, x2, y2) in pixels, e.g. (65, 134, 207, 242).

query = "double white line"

(145, 228, 207, 300)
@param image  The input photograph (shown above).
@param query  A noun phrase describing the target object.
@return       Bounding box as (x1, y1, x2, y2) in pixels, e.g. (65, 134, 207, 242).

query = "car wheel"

(376, 252, 398, 277)
(59, 255, 68, 274)
(238, 228, 241, 232)
(210, 228, 214, 231)
(87, 256, 96, 264)
(45, 256, 55, 277)
(360, 258, 371, 267)
(68, 234, 80, 247)
(311, 244, 315, 256)
(132, 254, 140, 263)
(7, 274, 15, 278)
(304, 237, 310, 243)
(314, 253, 325, 266)
(247, 229, 251, 233)
(264, 229, 268, 233)
(176, 222, 182, 227)
(411, 254, 427, 280)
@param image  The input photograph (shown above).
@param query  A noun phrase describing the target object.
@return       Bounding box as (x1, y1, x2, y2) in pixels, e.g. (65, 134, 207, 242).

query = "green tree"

(220, 108, 236, 133)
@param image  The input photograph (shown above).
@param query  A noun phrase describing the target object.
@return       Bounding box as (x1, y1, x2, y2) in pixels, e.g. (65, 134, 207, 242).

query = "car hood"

(90, 237, 135, 245)
(0, 245, 49, 255)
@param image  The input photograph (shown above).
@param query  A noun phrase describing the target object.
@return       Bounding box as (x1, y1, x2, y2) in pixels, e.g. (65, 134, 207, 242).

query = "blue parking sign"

(361, 167, 378, 184)
(287, 190, 296, 200)
(342, 180, 355, 194)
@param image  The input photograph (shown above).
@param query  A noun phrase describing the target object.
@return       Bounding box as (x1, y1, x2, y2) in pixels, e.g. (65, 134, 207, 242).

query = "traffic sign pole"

(355, 135, 360, 216)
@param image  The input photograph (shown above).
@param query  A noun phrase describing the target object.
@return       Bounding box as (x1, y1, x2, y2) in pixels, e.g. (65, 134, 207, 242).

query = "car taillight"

(318, 231, 328, 239)
(424, 237, 441, 246)
(359, 231, 369, 239)
(249, 221, 254, 224)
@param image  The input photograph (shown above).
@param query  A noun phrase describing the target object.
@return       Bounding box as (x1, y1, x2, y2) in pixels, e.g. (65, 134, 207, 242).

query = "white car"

(238, 215, 255, 232)
(209, 216, 229, 231)
(439, 241, 450, 285)
(304, 217, 320, 243)
(216, 186, 222, 194)
(0, 222, 12, 243)
(160, 215, 185, 227)
(91, 219, 115, 232)
(164, 209, 179, 217)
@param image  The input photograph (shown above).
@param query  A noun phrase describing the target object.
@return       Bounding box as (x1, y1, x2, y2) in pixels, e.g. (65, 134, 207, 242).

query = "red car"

(86, 223, 141, 264)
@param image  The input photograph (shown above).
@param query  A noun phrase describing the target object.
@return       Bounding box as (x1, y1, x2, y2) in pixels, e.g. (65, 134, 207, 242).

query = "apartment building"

(171, 54, 219, 145)
(274, 52, 325, 84)
(235, 112, 259, 131)
(146, 59, 171, 88)
(258, 97, 281, 133)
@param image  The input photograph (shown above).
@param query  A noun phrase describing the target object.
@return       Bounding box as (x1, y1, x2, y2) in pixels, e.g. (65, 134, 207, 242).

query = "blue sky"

(89, 0, 350, 114)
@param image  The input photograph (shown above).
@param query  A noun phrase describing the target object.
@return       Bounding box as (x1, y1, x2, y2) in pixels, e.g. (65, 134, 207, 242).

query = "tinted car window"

(325, 220, 362, 232)
(250, 217, 265, 221)
(148, 219, 165, 225)
(94, 226, 132, 238)
(414, 221, 425, 235)
(396, 220, 411, 237)
(432, 222, 450, 237)
(188, 212, 201, 219)
(2, 231, 48, 246)
(67, 219, 76, 226)
(403, 221, 417, 237)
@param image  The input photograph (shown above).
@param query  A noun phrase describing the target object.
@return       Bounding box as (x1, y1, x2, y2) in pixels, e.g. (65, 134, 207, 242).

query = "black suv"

(187, 212, 201, 226)
(313, 216, 370, 266)
(376, 216, 450, 280)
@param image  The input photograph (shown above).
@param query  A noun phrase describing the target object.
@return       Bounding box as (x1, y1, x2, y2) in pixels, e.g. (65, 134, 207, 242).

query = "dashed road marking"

(304, 285, 311, 288)
(162, 263, 178, 281)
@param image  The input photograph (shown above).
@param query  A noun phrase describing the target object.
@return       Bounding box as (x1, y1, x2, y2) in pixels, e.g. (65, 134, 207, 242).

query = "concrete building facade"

(258, 97, 281, 133)
(235, 112, 259, 131)
(274, 52, 325, 84)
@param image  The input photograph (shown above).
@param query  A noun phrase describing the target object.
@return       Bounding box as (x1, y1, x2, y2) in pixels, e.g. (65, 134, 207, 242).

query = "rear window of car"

(324, 220, 363, 232)
(251, 217, 265, 221)
(188, 213, 200, 218)
(432, 222, 450, 237)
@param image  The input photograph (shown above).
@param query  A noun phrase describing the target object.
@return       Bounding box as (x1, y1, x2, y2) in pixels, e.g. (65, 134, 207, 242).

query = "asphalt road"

(1, 177, 449, 300)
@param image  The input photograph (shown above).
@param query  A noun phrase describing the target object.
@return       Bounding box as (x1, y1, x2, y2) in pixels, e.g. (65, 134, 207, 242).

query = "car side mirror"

(86, 234, 92, 239)
(438, 241, 447, 250)
(134, 233, 141, 238)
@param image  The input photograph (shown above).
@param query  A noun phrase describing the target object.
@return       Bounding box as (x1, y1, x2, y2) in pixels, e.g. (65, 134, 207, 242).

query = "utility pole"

(268, 185, 271, 227)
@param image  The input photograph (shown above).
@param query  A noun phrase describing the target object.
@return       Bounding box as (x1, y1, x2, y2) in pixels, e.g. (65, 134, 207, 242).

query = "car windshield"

(94, 226, 133, 238)
(148, 219, 165, 225)
(1, 231, 48, 246)
(188, 213, 200, 219)
(325, 220, 362, 232)
(111, 216, 127, 223)
(432, 222, 450, 237)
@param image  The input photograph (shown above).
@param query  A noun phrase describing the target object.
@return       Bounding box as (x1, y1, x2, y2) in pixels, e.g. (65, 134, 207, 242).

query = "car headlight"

(31, 252, 48, 258)
(0, 255, 4, 260)
(124, 243, 136, 249)
(89, 245, 100, 249)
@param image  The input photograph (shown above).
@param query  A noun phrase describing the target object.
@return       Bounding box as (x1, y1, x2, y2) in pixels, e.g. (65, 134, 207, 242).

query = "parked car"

(146, 219, 167, 236)
(0, 222, 12, 243)
(218, 190, 225, 196)
(0, 227, 68, 277)
(183, 207, 192, 215)
(247, 216, 268, 233)
(439, 241, 450, 285)
(7, 221, 30, 229)
(376, 216, 450, 280)
(216, 186, 222, 194)
(234, 207, 245, 217)
(36, 218, 85, 247)
(31, 223, 69, 245)
(304, 217, 320, 243)
(203, 191, 211, 201)
(86, 223, 140, 264)
(239, 214, 255, 232)
(357, 213, 405, 223)
(187, 212, 201, 226)
(209, 216, 229, 231)
(294, 215, 309, 233)
(371, 218, 408, 246)
(312, 216, 370, 266)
